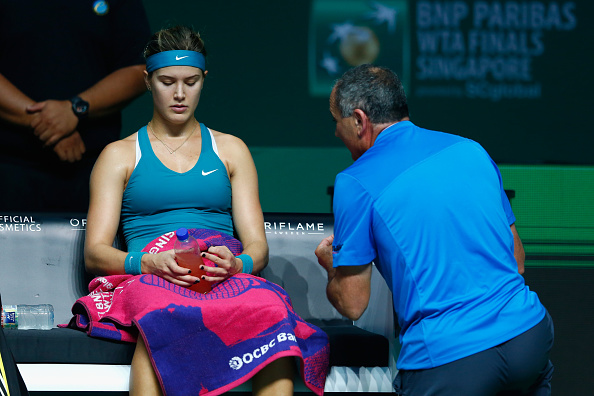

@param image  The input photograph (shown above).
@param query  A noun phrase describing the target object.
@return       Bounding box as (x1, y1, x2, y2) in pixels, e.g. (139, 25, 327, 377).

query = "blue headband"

(146, 50, 206, 73)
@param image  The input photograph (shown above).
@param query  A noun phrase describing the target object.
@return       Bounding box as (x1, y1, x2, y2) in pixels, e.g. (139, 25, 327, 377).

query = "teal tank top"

(121, 124, 233, 252)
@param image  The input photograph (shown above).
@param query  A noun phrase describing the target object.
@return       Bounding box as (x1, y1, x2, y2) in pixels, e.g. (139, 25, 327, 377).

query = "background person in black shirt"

(0, 0, 151, 212)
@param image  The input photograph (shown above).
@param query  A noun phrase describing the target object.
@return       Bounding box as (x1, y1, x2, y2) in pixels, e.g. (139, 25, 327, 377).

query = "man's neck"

(371, 117, 409, 146)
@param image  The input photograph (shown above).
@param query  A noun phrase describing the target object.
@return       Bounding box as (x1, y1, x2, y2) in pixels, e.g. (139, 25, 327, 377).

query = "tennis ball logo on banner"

(309, 0, 409, 96)
(339, 26, 380, 65)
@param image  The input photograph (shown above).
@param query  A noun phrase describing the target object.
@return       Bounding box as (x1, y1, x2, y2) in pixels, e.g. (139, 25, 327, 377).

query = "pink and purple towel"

(61, 229, 330, 395)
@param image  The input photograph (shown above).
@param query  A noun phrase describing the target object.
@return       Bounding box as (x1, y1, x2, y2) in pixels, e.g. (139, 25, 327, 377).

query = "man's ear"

(352, 109, 369, 137)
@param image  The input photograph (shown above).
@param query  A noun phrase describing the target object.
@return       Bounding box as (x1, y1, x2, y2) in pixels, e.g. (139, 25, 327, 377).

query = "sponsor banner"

(309, 0, 410, 96)
(0, 216, 326, 237)
(0, 216, 87, 232)
(264, 221, 326, 236)
(0, 215, 41, 232)
(413, 0, 578, 101)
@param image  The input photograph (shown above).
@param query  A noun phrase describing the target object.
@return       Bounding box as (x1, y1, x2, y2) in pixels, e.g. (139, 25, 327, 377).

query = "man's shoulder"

(336, 124, 480, 193)
(334, 155, 389, 202)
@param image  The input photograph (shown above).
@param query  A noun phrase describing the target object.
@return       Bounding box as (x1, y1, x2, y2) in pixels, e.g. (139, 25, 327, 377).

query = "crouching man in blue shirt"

(315, 64, 554, 396)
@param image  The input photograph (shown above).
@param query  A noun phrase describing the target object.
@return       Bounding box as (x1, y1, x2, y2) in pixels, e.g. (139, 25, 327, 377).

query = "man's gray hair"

(334, 64, 409, 123)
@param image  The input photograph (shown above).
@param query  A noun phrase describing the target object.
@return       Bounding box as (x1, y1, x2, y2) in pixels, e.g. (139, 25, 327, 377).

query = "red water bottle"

(174, 228, 211, 294)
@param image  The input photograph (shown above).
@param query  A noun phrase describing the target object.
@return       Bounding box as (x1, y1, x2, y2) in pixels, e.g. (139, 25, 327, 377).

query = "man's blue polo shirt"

(332, 121, 545, 369)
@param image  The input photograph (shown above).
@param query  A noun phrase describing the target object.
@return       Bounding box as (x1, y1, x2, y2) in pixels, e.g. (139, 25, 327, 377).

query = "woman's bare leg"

(251, 356, 295, 396)
(129, 336, 163, 396)
(131, 340, 294, 396)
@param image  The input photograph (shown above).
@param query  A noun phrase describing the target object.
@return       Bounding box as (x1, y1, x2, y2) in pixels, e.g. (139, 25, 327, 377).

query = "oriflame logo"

(70, 218, 87, 230)
(264, 222, 325, 236)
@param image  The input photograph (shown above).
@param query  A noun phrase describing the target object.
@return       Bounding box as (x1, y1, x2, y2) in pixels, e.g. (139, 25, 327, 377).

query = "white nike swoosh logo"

(202, 169, 218, 176)
(176, 55, 189, 60)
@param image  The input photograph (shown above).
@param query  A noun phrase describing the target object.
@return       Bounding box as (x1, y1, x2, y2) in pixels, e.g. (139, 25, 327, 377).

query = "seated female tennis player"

(83, 25, 328, 396)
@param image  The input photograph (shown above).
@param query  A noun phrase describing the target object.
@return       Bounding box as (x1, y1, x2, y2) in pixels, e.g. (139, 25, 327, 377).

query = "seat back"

(0, 212, 346, 325)
(0, 213, 90, 325)
(259, 213, 348, 323)
(1, 212, 394, 331)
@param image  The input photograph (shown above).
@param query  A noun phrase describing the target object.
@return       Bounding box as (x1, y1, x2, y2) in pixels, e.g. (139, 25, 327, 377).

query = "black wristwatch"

(69, 96, 89, 119)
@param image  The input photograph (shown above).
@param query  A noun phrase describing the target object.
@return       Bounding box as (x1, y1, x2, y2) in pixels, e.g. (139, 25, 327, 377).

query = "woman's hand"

(143, 249, 200, 287)
(200, 245, 242, 283)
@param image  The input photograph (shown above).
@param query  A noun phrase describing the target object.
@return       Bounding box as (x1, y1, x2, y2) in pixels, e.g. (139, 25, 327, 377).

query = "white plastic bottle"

(1, 304, 54, 330)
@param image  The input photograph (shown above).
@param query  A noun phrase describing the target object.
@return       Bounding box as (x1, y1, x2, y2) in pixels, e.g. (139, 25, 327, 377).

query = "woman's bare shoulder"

(95, 132, 138, 172)
(209, 128, 248, 153)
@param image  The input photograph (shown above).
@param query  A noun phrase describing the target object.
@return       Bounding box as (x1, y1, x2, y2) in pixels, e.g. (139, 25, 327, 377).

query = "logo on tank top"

(93, 1, 109, 16)
(202, 169, 218, 176)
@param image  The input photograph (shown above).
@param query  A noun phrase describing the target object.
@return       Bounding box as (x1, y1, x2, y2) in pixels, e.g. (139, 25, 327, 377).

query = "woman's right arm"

(84, 140, 133, 275)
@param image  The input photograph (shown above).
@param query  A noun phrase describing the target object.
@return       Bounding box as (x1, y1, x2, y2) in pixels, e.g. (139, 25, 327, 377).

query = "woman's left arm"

(203, 133, 268, 277)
